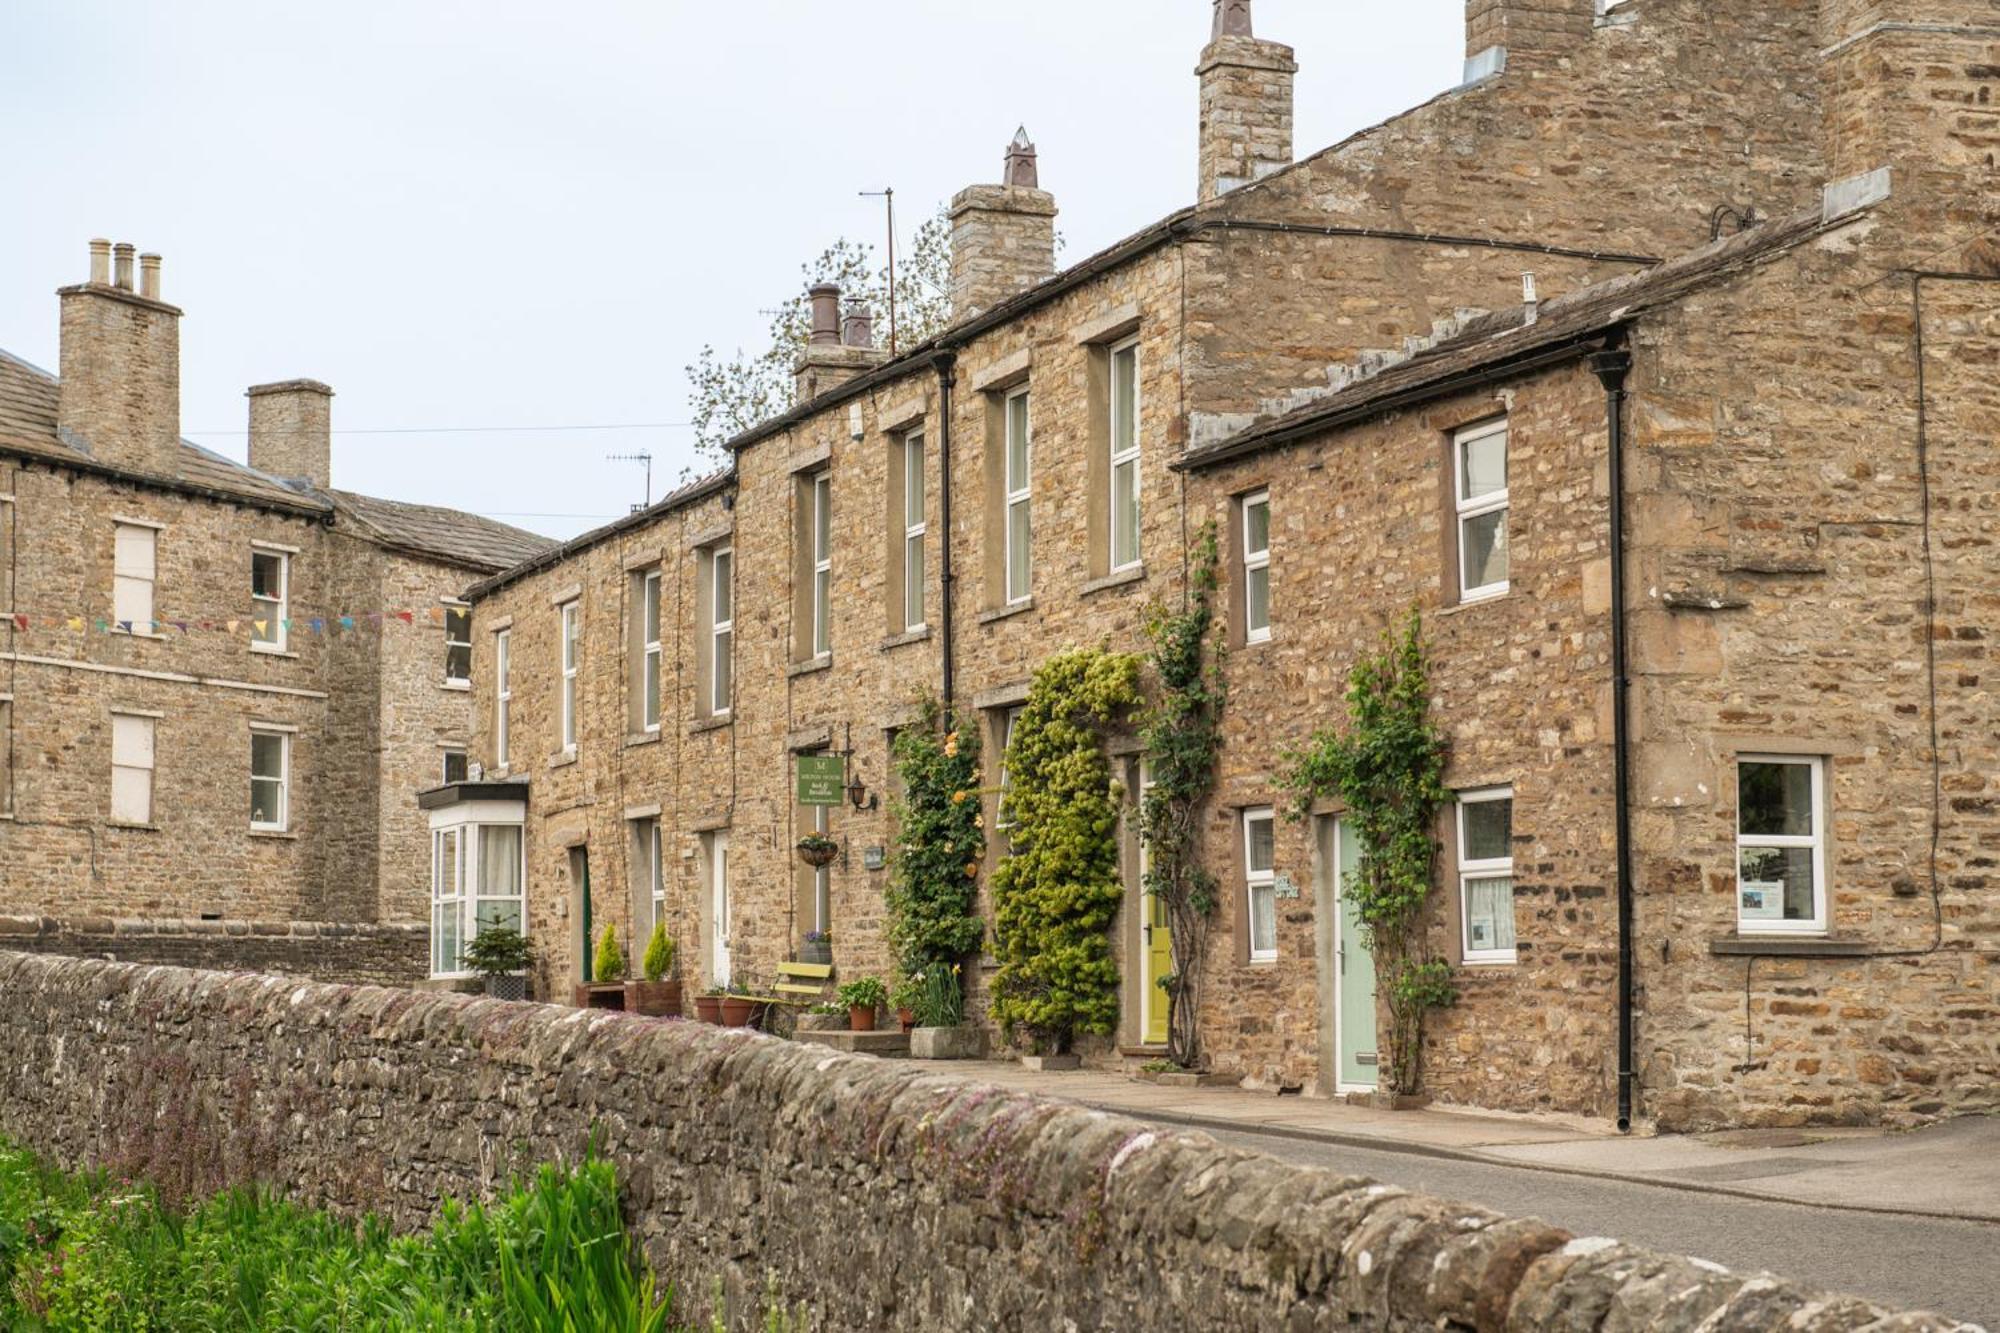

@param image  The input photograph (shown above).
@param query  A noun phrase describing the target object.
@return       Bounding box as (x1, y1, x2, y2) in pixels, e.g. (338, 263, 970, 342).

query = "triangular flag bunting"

(397, 610, 414, 625)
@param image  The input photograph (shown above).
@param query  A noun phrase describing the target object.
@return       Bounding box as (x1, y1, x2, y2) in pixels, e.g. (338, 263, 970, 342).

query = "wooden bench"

(773, 960, 834, 1007)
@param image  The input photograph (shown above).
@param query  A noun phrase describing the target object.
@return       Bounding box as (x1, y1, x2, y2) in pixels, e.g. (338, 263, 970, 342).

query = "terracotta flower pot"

(694, 994, 723, 1024)
(848, 1004, 878, 1032)
(625, 979, 682, 1018)
(720, 996, 759, 1027)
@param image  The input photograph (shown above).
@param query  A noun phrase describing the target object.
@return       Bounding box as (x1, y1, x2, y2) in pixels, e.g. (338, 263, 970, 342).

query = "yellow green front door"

(1143, 889, 1172, 1045)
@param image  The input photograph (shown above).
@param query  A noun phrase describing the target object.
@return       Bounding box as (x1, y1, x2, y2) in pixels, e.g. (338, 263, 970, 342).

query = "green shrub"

(460, 925, 535, 979)
(641, 919, 676, 983)
(885, 694, 986, 1019)
(836, 976, 887, 1011)
(592, 923, 626, 983)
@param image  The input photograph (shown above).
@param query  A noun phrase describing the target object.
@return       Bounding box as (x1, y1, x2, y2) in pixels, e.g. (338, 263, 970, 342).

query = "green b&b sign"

(796, 755, 845, 807)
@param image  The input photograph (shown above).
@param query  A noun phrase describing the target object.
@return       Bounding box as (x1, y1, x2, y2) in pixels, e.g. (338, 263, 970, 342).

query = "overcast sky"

(3, 1, 1464, 539)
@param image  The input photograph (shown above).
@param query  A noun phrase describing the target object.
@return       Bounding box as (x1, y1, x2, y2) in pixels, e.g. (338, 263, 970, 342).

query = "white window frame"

(250, 547, 288, 653)
(640, 570, 663, 733)
(647, 818, 666, 932)
(1242, 489, 1271, 644)
(902, 430, 927, 633)
(1244, 806, 1277, 963)
(113, 522, 156, 630)
(1735, 755, 1828, 935)
(443, 602, 472, 685)
(249, 728, 290, 832)
(995, 705, 1023, 832)
(494, 628, 512, 769)
(441, 747, 468, 784)
(711, 545, 734, 717)
(1108, 336, 1142, 573)
(1004, 386, 1032, 604)
(559, 600, 580, 753)
(1457, 786, 1516, 964)
(109, 711, 155, 825)
(1454, 418, 1511, 603)
(427, 806, 527, 979)
(811, 471, 832, 657)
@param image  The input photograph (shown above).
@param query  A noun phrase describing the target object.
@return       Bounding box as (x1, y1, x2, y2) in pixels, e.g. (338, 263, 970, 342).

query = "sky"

(2, 0, 1466, 540)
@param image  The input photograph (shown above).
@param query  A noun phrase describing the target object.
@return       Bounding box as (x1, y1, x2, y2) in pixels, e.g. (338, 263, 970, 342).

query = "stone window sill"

(689, 715, 733, 736)
(110, 629, 170, 642)
(249, 829, 299, 840)
(1708, 936, 1866, 958)
(1081, 566, 1146, 597)
(108, 821, 161, 832)
(626, 731, 663, 748)
(1437, 588, 1510, 619)
(548, 750, 578, 770)
(879, 627, 932, 652)
(440, 679, 472, 693)
(978, 599, 1035, 626)
(788, 654, 833, 679)
(251, 646, 299, 660)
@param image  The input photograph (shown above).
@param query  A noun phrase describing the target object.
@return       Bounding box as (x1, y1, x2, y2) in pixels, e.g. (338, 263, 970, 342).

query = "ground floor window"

(431, 819, 526, 976)
(1244, 807, 1277, 962)
(1736, 755, 1826, 933)
(1458, 787, 1515, 964)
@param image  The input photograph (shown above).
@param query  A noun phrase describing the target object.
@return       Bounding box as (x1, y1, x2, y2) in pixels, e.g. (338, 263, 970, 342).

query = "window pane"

(714, 551, 733, 622)
(1246, 815, 1274, 874)
(252, 553, 282, 599)
(1245, 498, 1269, 555)
(1246, 566, 1270, 634)
(1007, 501, 1031, 600)
(714, 628, 733, 705)
(644, 651, 661, 726)
(114, 525, 154, 578)
(1007, 395, 1029, 488)
(251, 732, 284, 780)
(250, 776, 283, 826)
(1465, 876, 1516, 952)
(814, 569, 831, 654)
(905, 436, 925, 528)
(1249, 884, 1277, 955)
(905, 535, 924, 627)
(1459, 429, 1507, 501)
(1112, 345, 1137, 454)
(251, 616, 281, 645)
(496, 634, 510, 689)
(1461, 508, 1509, 590)
(1112, 460, 1139, 568)
(446, 641, 472, 681)
(112, 715, 154, 767)
(814, 476, 830, 560)
(1738, 846, 1817, 921)
(643, 575, 661, 643)
(443, 750, 468, 783)
(479, 825, 523, 896)
(1739, 761, 1813, 838)
(1462, 797, 1512, 862)
(114, 575, 151, 626)
(111, 767, 151, 824)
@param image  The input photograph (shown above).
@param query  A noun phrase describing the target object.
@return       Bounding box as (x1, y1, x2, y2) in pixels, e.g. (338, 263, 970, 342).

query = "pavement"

(931, 1059, 2000, 1224)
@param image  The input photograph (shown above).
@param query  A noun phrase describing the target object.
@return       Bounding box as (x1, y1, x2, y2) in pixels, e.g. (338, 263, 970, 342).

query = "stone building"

(0, 244, 551, 977)
(439, 0, 1996, 1128)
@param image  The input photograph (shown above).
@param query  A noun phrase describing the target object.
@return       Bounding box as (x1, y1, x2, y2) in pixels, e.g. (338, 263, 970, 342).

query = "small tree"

(592, 923, 626, 984)
(989, 648, 1143, 1054)
(886, 693, 987, 1020)
(1279, 610, 1455, 1095)
(641, 919, 676, 983)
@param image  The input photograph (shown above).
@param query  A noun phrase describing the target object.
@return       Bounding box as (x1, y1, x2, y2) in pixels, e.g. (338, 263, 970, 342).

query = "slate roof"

(0, 346, 553, 572)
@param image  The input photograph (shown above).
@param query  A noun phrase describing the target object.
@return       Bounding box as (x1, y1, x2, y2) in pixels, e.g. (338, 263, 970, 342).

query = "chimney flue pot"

(808, 283, 842, 346)
(139, 253, 161, 301)
(88, 239, 112, 285)
(841, 303, 874, 349)
(112, 243, 135, 291)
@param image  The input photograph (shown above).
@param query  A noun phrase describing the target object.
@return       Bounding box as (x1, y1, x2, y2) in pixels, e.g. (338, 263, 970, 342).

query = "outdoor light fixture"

(846, 767, 878, 812)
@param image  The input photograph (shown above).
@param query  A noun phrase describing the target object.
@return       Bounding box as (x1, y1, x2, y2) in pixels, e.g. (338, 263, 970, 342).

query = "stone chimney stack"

(1196, 0, 1296, 202)
(1464, 0, 1595, 69)
(247, 380, 335, 490)
(56, 239, 184, 477)
(795, 283, 888, 402)
(948, 128, 1058, 321)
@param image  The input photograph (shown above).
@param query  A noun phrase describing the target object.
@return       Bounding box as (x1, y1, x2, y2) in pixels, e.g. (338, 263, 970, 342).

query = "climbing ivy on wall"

(1138, 522, 1227, 1070)
(1278, 610, 1456, 1096)
(988, 648, 1144, 1055)
(887, 694, 988, 1013)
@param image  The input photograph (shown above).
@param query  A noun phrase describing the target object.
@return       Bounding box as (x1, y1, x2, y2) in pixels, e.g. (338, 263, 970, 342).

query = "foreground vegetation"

(0, 1140, 799, 1331)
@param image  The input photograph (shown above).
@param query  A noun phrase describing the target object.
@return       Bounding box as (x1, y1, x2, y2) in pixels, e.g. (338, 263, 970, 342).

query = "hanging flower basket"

(796, 834, 839, 868)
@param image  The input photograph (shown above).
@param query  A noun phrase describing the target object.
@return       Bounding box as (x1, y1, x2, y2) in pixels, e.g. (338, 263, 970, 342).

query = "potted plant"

(719, 980, 764, 1028)
(796, 832, 840, 868)
(796, 1001, 847, 1032)
(694, 986, 725, 1024)
(625, 919, 681, 1017)
(462, 925, 535, 1001)
(573, 923, 628, 1010)
(837, 975, 887, 1032)
(890, 973, 924, 1034)
(799, 929, 833, 966)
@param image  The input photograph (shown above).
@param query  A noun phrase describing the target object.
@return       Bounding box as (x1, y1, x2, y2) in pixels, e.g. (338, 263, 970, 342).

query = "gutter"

(0, 443, 331, 521)
(464, 468, 734, 600)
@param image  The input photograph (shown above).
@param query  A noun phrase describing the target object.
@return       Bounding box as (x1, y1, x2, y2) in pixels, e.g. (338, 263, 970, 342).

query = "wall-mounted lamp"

(846, 767, 878, 812)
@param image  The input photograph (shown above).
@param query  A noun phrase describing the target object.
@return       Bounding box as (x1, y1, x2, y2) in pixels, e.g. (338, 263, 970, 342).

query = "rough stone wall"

(0, 952, 1969, 1333)
(0, 917, 424, 985)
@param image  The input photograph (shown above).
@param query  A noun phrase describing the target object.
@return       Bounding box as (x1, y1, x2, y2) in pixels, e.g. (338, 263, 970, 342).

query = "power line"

(183, 421, 695, 436)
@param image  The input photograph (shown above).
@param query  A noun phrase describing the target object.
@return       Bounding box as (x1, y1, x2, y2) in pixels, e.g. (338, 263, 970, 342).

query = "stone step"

(794, 1029, 911, 1057)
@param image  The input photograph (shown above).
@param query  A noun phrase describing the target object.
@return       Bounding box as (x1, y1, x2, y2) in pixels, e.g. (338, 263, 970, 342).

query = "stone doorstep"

(794, 1029, 911, 1057)
(1018, 1054, 1082, 1072)
(1142, 1070, 1243, 1089)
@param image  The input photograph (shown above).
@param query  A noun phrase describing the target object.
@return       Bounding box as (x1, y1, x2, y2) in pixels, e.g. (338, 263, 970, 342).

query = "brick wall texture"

(0, 951, 1976, 1332)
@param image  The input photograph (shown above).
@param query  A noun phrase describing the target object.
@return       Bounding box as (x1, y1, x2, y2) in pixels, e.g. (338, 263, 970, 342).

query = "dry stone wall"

(0, 917, 424, 986)
(0, 951, 1972, 1332)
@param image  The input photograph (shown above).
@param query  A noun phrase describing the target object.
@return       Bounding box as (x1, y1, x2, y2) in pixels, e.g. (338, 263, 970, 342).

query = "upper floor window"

(113, 522, 156, 629)
(1244, 807, 1277, 962)
(1458, 788, 1515, 963)
(1109, 337, 1142, 572)
(250, 729, 289, 832)
(110, 712, 155, 825)
(811, 471, 832, 657)
(1005, 388, 1032, 604)
(640, 570, 663, 732)
(1455, 419, 1510, 601)
(251, 548, 288, 652)
(1736, 756, 1826, 934)
(902, 431, 927, 633)
(1241, 490, 1271, 643)
(559, 600, 580, 752)
(444, 604, 472, 683)
(442, 747, 468, 784)
(494, 628, 513, 768)
(711, 546, 734, 717)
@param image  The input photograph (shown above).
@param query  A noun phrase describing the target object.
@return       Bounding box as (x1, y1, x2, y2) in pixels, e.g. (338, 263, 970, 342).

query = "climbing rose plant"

(887, 693, 988, 1017)
(989, 648, 1144, 1054)
(1278, 610, 1456, 1095)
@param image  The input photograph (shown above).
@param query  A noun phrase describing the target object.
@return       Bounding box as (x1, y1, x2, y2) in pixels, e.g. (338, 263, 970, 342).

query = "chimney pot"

(948, 129, 1059, 320)
(1003, 127, 1040, 189)
(139, 253, 161, 301)
(112, 243, 135, 291)
(88, 239, 112, 285)
(808, 283, 842, 346)
(841, 302, 875, 349)
(1212, 0, 1254, 39)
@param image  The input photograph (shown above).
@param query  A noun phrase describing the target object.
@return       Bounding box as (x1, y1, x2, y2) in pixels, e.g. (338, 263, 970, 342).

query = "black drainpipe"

(933, 350, 960, 708)
(1590, 337, 1636, 1133)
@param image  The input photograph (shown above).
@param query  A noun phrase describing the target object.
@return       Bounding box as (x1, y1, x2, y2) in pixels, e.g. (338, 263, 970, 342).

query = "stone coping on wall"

(0, 951, 1973, 1330)
(0, 915, 426, 940)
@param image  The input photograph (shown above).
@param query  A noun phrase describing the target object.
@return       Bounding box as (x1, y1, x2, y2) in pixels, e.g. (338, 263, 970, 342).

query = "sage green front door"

(1335, 818, 1378, 1089)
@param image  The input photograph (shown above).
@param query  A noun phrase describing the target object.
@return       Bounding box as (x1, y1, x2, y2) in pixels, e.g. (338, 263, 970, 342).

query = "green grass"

(0, 1139, 799, 1331)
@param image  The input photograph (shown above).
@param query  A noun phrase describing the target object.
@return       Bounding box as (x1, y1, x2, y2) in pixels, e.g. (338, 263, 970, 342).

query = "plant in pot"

(799, 929, 833, 966)
(625, 919, 681, 1017)
(719, 980, 765, 1028)
(462, 925, 535, 1001)
(796, 832, 840, 869)
(838, 975, 887, 1032)
(573, 924, 628, 1010)
(694, 985, 725, 1024)
(890, 973, 924, 1034)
